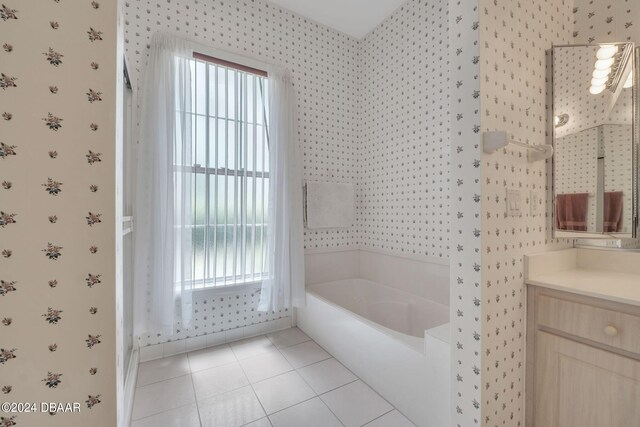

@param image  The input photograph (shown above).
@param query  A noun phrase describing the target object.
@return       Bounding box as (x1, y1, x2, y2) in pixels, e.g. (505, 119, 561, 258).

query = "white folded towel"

(305, 181, 354, 229)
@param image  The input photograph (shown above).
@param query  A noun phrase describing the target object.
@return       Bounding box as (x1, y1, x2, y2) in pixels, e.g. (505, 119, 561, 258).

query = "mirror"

(552, 43, 637, 238)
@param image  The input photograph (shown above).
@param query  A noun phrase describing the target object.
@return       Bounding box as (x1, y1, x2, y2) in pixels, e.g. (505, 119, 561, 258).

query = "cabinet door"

(534, 331, 640, 427)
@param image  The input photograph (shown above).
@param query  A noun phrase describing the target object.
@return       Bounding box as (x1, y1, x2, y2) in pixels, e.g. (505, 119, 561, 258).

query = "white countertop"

(527, 268, 640, 307)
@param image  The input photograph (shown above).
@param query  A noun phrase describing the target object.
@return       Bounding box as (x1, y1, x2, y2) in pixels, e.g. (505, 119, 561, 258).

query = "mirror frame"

(551, 43, 638, 240)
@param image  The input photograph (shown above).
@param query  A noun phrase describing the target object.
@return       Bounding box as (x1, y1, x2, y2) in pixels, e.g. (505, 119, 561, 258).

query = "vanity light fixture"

(589, 43, 634, 95)
(596, 44, 618, 60)
(594, 57, 615, 70)
(592, 68, 611, 79)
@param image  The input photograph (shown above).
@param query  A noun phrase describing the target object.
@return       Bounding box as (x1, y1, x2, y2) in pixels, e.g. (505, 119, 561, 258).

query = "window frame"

(179, 47, 271, 292)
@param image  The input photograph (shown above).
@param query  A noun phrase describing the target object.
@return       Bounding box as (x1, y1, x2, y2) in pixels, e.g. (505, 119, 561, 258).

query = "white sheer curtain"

(258, 67, 305, 312)
(133, 33, 194, 337)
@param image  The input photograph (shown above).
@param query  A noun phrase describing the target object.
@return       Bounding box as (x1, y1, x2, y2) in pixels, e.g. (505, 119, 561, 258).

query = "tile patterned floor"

(131, 328, 415, 427)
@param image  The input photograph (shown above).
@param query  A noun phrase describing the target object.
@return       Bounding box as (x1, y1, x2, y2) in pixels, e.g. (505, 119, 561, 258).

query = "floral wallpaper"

(573, 0, 640, 44)
(479, 0, 574, 425)
(573, 0, 640, 248)
(124, 0, 360, 255)
(358, 0, 450, 262)
(555, 127, 599, 231)
(0, 1, 117, 426)
(448, 0, 482, 424)
(123, 0, 361, 347)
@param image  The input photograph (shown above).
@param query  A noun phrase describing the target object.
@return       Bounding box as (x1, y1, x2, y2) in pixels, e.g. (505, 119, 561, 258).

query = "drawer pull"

(603, 325, 618, 337)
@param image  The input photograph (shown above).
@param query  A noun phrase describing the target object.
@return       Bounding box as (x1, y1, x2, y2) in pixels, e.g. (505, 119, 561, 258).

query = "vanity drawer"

(537, 295, 640, 355)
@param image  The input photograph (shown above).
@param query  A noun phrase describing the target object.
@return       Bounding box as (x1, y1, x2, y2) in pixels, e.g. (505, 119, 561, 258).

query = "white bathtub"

(296, 278, 450, 427)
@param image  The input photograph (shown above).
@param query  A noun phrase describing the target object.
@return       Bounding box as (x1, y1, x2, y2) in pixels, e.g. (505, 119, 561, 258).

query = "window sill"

(184, 279, 264, 295)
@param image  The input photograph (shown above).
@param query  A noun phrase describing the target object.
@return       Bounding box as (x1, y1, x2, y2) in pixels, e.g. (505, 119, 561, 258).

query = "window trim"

(193, 52, 268, 78)
(180, 51, 270, 291)
(188, 41, 272, 78)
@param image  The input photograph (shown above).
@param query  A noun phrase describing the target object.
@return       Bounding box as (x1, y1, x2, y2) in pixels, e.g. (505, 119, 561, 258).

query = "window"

(178, 54, 269, 289)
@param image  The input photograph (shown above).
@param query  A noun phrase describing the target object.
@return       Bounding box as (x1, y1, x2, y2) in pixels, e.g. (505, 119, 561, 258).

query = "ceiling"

(268, 0, 407, 39)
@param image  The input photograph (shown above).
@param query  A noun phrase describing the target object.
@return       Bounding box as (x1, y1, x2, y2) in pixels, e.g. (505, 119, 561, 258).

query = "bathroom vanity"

(525, 248, 640, 427)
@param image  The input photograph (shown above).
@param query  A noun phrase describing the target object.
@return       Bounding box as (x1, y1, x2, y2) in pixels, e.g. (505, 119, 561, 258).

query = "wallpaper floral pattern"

(123, 0, 360, 346)
(448, 0, 482, 424)
(479, 0, 574, 425)
(573, 0, 640, 248)
(358, 0, 450, 261)
(0, 1, 117, 426)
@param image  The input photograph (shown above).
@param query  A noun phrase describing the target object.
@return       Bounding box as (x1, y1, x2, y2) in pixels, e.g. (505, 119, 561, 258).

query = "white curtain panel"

(133, 33, 194, 337)
(258, 68, 306, 312)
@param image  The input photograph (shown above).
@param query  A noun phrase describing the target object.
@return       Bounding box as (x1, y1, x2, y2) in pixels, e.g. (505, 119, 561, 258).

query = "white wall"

(124, 0, 360, 346)
(125, 0, 455, 347)
(358, 0, 450, 261)
(124, 0, 361, 253)
(555, 127, 599, 231)
(479, 0, 575, 425)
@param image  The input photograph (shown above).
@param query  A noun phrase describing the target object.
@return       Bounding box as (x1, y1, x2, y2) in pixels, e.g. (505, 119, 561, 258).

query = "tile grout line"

(269, 331, 349, 426)
(186, 373, 204, 427)
(238, 355, 277, 424)
(286, 332, 407, 425)
(130, 400, 196, 424)
(246, 330, 336, 422)
(359, 408, 397, 427)
(136, 329, 411, 426)
(233, 334, 282, 421)
(189, 342, 245, 426)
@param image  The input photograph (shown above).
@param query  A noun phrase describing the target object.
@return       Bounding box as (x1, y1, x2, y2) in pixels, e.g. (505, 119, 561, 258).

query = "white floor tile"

(205, 331, 226, 347)
(186, 335, 208, 352)
(139, 344, 164, 362)
(192, 361, 249, 400)
(239, 349, 293, 383)
(252, 371, 316, 414)
(187, 344, 236, 372)
(137, 354, 191, 387)
(269, 397, 342, 427)
(266, 327, 310, 349)
(364, 410, 415, 427)
(230, 335, 277, 360)
(242, 418, 272, 427)
(297, 358, 357, 394)
(226, 327, 245, 343)
(164, 339, 187, 357)
(279, 341, 331, 369)
(320, 380, 393, 427)
(131, 403, 200, 427)
(198, 386, 266, 427)
(132, 375, 195, 421)
(244, 323, 266, 338)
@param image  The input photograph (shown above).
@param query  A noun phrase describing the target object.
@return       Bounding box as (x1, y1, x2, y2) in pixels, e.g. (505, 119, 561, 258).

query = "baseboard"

(122, 348, 139, 427)
(138, 316, 293, 362)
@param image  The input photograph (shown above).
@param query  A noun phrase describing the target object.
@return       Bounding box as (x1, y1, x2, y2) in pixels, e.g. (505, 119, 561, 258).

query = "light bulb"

(596, 45, 618, 60)
(591, 77, 608, 86)
(595, 58, 615, 70)
(593, 68, 611, 79)
(554, 116, 559, 126)
(590, 84, 606, 95)
(624, 71, 633, 89)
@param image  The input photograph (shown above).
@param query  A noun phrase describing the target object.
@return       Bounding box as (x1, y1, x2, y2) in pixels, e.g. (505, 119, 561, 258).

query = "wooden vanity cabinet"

(526, 286, 640, 427)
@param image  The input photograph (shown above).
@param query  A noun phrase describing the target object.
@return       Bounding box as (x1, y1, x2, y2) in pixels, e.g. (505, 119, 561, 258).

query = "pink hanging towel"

(556, 193, 589, 231)
(603, 191, 623, 233)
